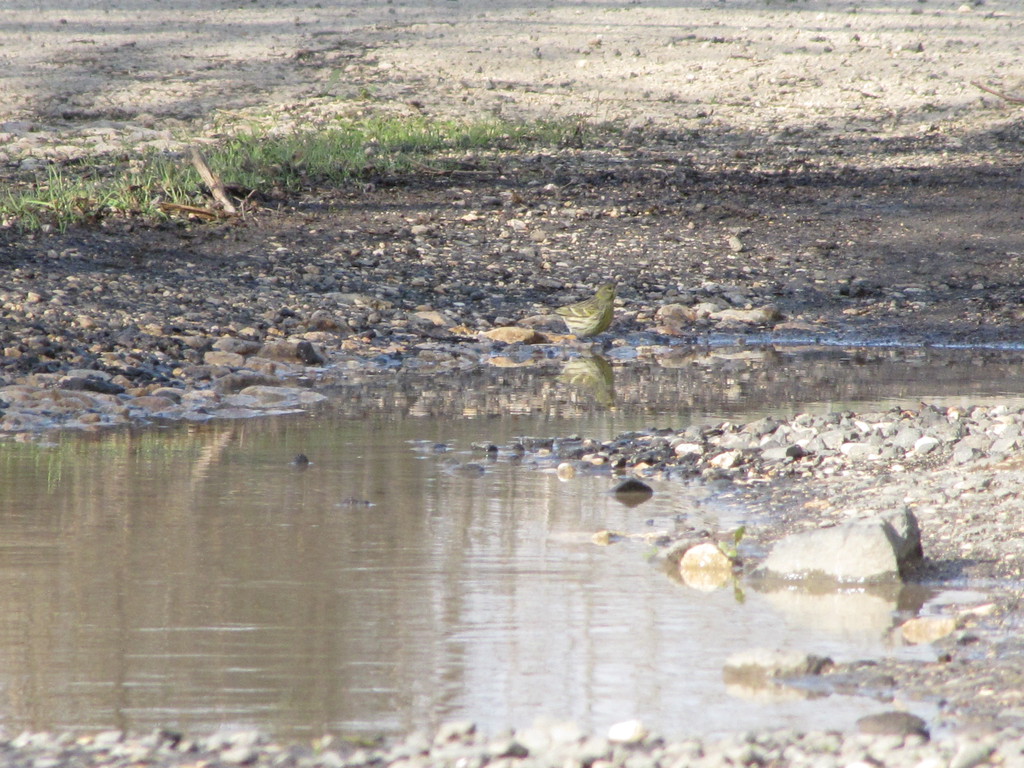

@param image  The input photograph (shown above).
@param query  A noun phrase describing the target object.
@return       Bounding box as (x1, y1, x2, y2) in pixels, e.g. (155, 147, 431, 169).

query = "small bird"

(555, 283, 616, 337)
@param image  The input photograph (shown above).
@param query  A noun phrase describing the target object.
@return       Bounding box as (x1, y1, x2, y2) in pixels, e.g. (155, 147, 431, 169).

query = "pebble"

(610, 477, 653, 503)
(678, 542, 734, 574)
(900, 616, 957, 644)
(856, 711, 930, 738)
(607, 719, 648, 744)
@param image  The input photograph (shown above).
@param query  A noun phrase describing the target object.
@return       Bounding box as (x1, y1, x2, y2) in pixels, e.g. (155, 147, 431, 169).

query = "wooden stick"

(190, 147, 237, 214)
(157, 201, 225, 221)
(971, 80, 1024, 105)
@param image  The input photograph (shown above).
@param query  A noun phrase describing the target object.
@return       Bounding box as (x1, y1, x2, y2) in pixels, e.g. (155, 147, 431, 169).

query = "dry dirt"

(3, 0, 1023, 135)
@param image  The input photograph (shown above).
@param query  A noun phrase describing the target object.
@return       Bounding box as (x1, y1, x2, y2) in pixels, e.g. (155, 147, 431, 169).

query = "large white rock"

(757, 508, 922, 583)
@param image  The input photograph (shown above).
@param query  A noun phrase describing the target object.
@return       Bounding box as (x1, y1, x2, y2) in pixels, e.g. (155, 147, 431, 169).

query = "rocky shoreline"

(3, 718, 1022, 768)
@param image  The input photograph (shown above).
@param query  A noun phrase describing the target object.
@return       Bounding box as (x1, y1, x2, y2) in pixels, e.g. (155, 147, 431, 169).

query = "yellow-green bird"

(555, 283, 616, 337)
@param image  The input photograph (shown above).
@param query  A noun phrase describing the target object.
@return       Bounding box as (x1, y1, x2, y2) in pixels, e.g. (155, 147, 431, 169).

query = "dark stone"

(295, 340, 327, 365)
(612, 477, 654, 507)
(62, 376, 126, 395)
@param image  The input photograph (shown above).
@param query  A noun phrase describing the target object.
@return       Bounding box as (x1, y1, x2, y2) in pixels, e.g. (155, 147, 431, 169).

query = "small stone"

(204, 350, 246, 367)
(607, 719, 647, 744)
(61, 376, 125, 395)
(306, 310, 344, 331)
(611, 477, 653, 505)
(148, 387, 183, 402)
(901, 616, 957, 644)
(434, 720, 476, 745)
(654, 303, 699, 334)
(710, 305, 781, 325)
(950, 738, 997, 768)
(413, 309, 455, 327)
(128, 395, 178, 413)
(952, 443, 980, 464)
(761, 445, 801, 462)
(678, 542, 735, 591)
(856, 711, 929, 738)
(487, 739, 529, 759)
(314, 750, 346, 768)
(839, 442, 876, 460)
(709, 449, 743, 469)
(592, 530, 616, 546)
(556, 462, 576, 480)
(220, 746, 256, 764)
(255, 340, 300, 362)
(673, 441, 703, 457)
(679, 542, 734, 573)
(212, 337, 262, 355)
(92, 730, 124, 746)
(212, 371, 283, 394)
(295, 340, 327, 365)
(484, 326, 546, 344)
(893, 427, 923, 450)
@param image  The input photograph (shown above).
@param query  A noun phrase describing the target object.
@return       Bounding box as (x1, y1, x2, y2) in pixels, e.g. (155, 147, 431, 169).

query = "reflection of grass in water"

(0, 441, 74, 494)
(0, 414, 368, 501)
(0, 428, 229, 497)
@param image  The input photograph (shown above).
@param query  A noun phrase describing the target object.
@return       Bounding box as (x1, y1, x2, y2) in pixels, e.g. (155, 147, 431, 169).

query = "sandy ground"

(3, 0, 1024, 149)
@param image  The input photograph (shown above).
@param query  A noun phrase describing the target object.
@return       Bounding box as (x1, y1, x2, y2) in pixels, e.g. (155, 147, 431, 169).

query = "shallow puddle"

(1, 345, 1023, 740)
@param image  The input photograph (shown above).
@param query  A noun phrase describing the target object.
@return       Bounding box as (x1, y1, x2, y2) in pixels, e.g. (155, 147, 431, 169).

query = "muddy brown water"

(0, 345, 1022, 740)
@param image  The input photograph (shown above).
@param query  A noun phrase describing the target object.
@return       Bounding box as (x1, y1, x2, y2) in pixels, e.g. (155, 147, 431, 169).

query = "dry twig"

(156, 201, 226, 221)
(190, 147, 238, 214)
(971, 80, 1024, 105)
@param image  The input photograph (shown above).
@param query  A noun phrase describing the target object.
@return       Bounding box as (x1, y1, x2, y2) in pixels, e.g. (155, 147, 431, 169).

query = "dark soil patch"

(4, 127, 1024, 363)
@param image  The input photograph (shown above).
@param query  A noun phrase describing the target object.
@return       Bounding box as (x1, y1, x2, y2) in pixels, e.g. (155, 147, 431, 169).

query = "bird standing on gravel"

(555, 283, 616, 337)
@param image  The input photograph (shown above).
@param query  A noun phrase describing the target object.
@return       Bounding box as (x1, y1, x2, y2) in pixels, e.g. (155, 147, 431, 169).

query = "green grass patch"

(0, 115, 587, 232)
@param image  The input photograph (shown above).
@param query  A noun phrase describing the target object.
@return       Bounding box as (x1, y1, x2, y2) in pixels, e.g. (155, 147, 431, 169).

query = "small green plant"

(0, 115, 588, 231)
(718, 525, 746, 559)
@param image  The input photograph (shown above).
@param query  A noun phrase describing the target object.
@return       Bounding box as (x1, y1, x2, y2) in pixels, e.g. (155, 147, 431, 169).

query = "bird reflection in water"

(558, 354, 616, 408)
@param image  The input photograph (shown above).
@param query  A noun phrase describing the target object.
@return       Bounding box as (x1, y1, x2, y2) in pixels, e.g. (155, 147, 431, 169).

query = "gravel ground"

(3, 718, 1024, 768)
(4, 0, 1024, 761)
(0, 722, 992, 768)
